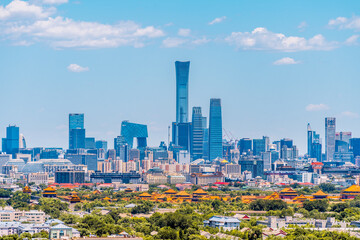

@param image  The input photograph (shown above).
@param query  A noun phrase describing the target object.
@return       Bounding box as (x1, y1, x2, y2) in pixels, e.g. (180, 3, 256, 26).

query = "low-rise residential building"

(203, 216, 240, 230)
(0, 207, 46, 223)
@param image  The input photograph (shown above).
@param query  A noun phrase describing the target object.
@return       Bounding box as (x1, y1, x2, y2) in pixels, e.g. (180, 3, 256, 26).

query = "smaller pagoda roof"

(139, 192, 152, 197)
(313, 190, 328, 196)
(164, 189, 177, 194)
(176, 191, 191, 196)
(193, 189, 207, 194)
(43, 187, 56, 192)
(279, 188, 297, 193)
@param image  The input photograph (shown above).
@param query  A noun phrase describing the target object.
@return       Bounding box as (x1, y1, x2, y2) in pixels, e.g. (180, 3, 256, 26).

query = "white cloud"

(0, 0, 54, 20)
(162, 37, 187, 48)
(192, 37, 209, 45)
(209, 16, 226, 25)
(225, 27, 336, 52)
(42, 0, 68, 4)
(178, 28, 191, 37)
(273, 57, 300, 65)
(298, 21, 307, 31)
(67, 64, 89, 72)
(328, 16, 360, 31)
(341, 111, 359, 118)
(345, 35, 359, 45)
(4, 16, 165, 48)
(305, 104, 329, 112)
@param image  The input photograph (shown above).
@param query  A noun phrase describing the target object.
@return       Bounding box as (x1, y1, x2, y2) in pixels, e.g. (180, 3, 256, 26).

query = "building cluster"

(0, 61, 360, 189)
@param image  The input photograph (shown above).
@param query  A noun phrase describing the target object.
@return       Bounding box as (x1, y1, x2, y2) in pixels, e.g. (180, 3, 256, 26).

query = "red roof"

(242, 215, 250, 219)
(213, 182, 230, 185)
(311, 162, 324, 166)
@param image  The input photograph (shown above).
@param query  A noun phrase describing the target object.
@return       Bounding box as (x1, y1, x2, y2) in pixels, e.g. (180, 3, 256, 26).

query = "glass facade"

(253, 138, 266, 156)
(209, 98, 222, 161)
(120, 121, 148, 149)
(69, 113, 85, 149)
(325, 117, 336, 161)
(191, 107, 204, 160)
(175, 61, 190, 123)
(2, 126, 20, 155)
(239, 138, 252, 155)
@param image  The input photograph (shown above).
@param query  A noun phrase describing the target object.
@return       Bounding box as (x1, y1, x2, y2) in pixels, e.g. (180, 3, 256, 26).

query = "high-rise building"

(175, 61, 190, 123)
(121, 121, 148, 149)
(2, 126, 20, 156)
(69, 113, 85, 149)
(307, 123, 322, 162)
(95, 140, 108, 151)
(85, 137, 96, 149)
(239, 138, 252, 155)
(336, 132, 352, 144)
(172, 122, 191, 151)
(350, 138, 360, 158)
(325, 117, 336, 161)
(307, 123, 313, 156)
(253, 138, 266, 156)
(191, 107, 204, 160)
(209, 98, 223, 161)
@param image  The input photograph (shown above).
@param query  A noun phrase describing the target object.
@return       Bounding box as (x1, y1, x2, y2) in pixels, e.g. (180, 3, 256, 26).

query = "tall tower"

(307, 123, 313, 157)
(325, 117, 336, 161)
(191, 107, 204, 160)
(209, 98, 223, 161)
(175, 61, 190, 123)
(69, 113, 85, 149)
(2, 125, 20, 155)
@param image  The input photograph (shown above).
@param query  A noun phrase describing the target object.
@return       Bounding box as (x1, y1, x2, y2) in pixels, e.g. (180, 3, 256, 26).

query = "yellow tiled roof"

(139, 192, 152, 197)
(343, 185, 360, 193)
(313, 190, 328, 196)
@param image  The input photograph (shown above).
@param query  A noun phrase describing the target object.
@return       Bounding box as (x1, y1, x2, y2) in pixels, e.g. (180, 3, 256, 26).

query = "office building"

(336, 132, 352, 144)
(307, 124, 322, 162)
(253, 137, 267, 156)
(209, 98, 223, 161)
(239, 138, 252, 155)
(175, 61, 190, 123)
(191, 107, 204, 160)
(85, 137, 95, 149)
(121, 121, 148, 149)
(55, 170, 85, 184)
(325, 117, 336, 161)
(69, 113, 85, 149)
(95, 140, 108, 151)
(239, 158, 264, 178)
(2, 126, 20, 156)
(307, 123, 313, 156)
(65, 152, 97, 171)
(351, 138, 360, 158)
(172, 122, 191, 151)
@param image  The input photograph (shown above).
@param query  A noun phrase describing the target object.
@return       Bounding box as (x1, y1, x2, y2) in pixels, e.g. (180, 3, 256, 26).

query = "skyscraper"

(325, 117, 336, 161)
(239, 138, 252, 155)
(307, 123, 313, 156)
(175, 61, 190, 123)
(2, 125, 20, 156)
(209, 98, 223, 161)
(69, 113, 85, 149)
(191, 107, 204, 160)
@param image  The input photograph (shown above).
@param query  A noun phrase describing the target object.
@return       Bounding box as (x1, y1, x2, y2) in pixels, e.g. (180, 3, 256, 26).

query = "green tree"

(158, 227, 179, 240)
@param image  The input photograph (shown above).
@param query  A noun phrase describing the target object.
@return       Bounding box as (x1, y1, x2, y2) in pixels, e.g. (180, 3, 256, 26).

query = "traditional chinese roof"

(313, 190, 328, 196)
(264, 192, 280, 200)
(193, 189, 207, 195)
(93, 190, 101, 194)
(176, 191, 191, 197)
(23, 186, 31, 193)
(139, 192, 152, 198)
(343, 185, 360, 193)
(279, 188, 297, 194)
(43, 187, 56, 192)
(164, 189, 177, 194)
(124, 188, 133, 192)
(103, 197, 111, 201)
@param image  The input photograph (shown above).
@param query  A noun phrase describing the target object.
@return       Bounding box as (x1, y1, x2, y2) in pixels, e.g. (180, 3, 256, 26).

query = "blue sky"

(0, 0, 359, 153)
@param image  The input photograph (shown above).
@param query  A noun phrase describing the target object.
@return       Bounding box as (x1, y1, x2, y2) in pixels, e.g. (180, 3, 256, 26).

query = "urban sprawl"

(1, 61, 360, 240)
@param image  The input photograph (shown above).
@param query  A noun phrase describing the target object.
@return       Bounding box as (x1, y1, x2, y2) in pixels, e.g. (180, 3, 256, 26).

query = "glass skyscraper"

(2, 125, 20, 155)
(175, 61, 190, 123)
(69, 113, 85, 149)
(325, 117, 336, 161)
(209, 98, 223, 161)
(191, 107, 204, 160)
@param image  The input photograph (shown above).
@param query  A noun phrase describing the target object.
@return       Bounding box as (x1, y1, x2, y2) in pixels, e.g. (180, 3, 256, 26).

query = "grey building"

(325, 117, 336, 161)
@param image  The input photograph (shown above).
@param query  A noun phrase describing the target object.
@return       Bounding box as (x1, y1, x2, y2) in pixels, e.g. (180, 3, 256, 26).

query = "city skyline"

(0, 0, 359, 153)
